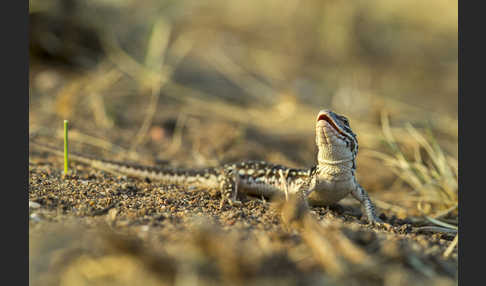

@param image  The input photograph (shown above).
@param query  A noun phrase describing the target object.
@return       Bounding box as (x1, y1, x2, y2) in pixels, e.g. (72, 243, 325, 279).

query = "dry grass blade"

(166, 113, 187, 156)
(443, 234, 458, 258)
(425, 216, 457, 230)
(84, 62, 124, 129)
(99, 20, 195, 156)
(413, 226, 457, 234)
(278, 196, 376, 278)
(277, 196, 343, 276)
(128, 20, 171, 154)
(429, 204, 458, 220)
(144, 18, 171, 70)
(100, 32, 157, 84)
(205, 47, 276, 103)
(300, 220, 345, 277)
(374, 199, 408, 214)
(128, 86, 161, 156)
(372, 111, 458, 217)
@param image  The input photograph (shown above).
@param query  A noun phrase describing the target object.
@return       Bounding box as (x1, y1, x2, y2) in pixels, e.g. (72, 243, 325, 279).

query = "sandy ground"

(29, 147, 457, 286)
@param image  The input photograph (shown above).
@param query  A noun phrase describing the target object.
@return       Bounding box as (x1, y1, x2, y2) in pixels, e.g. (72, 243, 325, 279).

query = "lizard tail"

(29, 140, 221, 188)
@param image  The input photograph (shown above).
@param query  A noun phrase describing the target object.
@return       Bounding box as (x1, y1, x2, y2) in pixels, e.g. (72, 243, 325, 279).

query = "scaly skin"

(30, 109, 382, 223)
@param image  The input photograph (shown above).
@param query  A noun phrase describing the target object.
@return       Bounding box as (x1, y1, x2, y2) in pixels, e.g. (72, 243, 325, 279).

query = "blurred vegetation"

(29, 0, 457, 216)
(29, 0, 457, 113)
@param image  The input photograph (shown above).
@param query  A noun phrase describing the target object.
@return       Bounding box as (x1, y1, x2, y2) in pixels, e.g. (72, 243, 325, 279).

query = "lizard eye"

(337, 115, 349, 126)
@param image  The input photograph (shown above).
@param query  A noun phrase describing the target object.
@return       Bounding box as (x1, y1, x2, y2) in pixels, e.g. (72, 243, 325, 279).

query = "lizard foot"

(367, 215, 384, 226)
(219, 197, 242, 209)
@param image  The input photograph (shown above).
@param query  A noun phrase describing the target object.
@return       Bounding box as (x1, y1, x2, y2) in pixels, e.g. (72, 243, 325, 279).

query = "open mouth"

(317, 113, 347, 138)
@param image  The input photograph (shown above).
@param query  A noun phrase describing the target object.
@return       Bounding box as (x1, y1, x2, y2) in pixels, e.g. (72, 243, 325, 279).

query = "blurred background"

(29, 0, 457, 219)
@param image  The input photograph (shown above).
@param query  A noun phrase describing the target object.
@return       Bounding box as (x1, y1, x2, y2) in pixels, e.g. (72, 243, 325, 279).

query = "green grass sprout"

(64, 120, 69, 174)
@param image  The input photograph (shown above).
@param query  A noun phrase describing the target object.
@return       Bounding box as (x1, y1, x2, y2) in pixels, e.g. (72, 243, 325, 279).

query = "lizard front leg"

(218, 167, 242, 209)
(292, 176, 315, 211)
(350, 182, 383, 224)
(280, 181, 312, 227)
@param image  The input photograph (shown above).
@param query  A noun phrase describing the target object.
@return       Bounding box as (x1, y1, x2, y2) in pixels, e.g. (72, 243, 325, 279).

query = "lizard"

(30, 109, 382, 224)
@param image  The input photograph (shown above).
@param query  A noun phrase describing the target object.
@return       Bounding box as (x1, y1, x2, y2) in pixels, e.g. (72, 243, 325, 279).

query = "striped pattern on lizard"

(30, 109, 382, 223)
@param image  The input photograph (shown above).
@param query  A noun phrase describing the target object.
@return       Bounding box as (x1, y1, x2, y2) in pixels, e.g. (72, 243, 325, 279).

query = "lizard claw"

(219, 198, 242, 209)
(368, 216, 384, 226)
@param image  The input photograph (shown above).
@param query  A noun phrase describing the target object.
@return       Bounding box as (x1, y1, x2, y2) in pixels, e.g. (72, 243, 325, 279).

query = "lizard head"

(315, 109, 358, 166)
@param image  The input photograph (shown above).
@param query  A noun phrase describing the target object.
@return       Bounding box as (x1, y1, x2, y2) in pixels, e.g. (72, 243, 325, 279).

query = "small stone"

(29, 201, 41, 209)
(30, 213, 43, 222)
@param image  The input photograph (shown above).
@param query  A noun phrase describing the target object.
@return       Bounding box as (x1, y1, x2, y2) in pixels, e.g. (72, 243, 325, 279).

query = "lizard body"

(30, 109, 382, 223)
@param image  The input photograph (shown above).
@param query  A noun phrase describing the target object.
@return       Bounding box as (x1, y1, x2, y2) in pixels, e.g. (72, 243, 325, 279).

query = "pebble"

(30, 213, 43, 222)
(29, 201, 41, 209)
